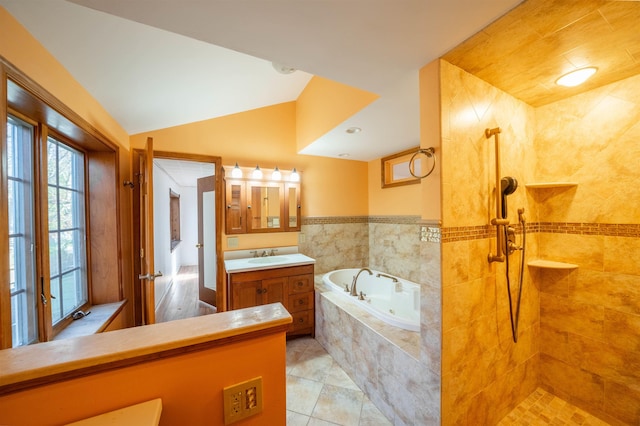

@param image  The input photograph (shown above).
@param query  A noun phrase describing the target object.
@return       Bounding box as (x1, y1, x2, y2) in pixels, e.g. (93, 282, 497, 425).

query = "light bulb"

(252, 165, 263, 179)
(272, 166, 282, 181)
(290, 168, 300, 182)
(231, 162, 243, 178)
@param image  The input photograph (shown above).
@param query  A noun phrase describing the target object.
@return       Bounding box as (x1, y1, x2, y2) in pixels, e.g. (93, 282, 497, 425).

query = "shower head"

(500, 176, 518, 218)
(501, 176, 518, 195)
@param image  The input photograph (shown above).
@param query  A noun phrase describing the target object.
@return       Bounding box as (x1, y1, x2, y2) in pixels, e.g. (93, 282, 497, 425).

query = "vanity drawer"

(288, 292, 313, 313)
(290, 310, 313, 332)
(288, 274, 313, 294)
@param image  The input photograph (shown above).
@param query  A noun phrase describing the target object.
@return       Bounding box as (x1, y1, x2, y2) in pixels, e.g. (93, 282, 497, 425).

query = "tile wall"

(534, 74, 640, 425)
(439, 59, 640, 425)
(439, 59, 539, 425)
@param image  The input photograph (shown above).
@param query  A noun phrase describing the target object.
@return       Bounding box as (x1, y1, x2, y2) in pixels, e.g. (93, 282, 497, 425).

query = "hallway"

(155, 265, 216, 323)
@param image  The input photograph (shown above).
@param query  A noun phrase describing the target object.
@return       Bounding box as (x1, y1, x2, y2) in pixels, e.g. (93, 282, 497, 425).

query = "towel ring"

(409, 147, 436, 179)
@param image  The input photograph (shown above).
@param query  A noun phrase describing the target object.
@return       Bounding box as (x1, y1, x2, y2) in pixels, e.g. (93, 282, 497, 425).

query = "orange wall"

(367, 159, 421, 215)
(296, 76, 379, 151)
(0, 7, 129, 149)
(130, 102, 369, 250)
(0, 333, 286, 426)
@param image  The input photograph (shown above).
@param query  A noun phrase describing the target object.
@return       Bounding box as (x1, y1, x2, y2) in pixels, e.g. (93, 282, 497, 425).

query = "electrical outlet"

(223, 377, 263, 424)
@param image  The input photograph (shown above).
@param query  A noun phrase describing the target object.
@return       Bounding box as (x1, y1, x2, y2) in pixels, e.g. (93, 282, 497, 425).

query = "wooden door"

(139, 137, 157, 325)
(197, 175, 216, 306)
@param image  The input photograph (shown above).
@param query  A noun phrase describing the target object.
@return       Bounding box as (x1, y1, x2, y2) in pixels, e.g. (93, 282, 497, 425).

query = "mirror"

(285, 183, 301, 231)
(381, 146, 421, 188)
(248, 183, 283, 231)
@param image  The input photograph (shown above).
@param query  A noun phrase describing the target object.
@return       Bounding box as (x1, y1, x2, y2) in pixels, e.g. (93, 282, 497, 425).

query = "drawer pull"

(298, 318, 304, 323)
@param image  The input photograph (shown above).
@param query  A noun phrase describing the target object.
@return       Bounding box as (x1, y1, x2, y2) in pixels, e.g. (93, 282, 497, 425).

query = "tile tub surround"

(315, 277, 439, 425)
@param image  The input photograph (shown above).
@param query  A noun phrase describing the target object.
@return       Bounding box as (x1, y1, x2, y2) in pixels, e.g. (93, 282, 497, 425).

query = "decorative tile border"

(442, 222, 640, 242)
(302, 215, 423, 225)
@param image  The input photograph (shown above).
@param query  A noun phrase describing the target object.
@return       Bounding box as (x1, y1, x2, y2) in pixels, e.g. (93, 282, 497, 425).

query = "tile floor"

(286, 337, 611, 426)
(286, 336, 392, 425)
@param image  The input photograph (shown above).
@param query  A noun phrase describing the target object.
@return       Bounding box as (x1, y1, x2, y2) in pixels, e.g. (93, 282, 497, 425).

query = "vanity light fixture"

(346, 127, 362, 134)
(272, 166, 282, 181)
(556, 67, 597, 87)
(231, 162, 243, 178)
(290, 168, 300, 182)
(252, 165, 263, 179)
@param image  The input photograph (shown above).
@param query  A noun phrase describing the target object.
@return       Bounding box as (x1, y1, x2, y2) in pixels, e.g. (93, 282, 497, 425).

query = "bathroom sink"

(247, 256, 290, 264)
(225, 253, 315, 273)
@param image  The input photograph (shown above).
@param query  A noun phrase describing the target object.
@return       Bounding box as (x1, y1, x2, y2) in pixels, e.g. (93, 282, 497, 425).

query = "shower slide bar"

(486, 127, 509, 263)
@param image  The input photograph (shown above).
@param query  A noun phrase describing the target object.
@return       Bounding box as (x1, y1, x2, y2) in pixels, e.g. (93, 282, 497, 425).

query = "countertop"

(224, 253, 316, 274)
(0, 303, 291, 394)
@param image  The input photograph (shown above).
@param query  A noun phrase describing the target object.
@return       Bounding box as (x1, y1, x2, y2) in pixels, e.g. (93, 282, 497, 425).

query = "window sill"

(53, 300, 127, 341)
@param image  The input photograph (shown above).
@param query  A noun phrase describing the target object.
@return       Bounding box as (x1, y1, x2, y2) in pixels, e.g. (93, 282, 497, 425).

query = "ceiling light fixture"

(271, 166, 282, 181)
(252, 165, 263, 179)
(338, 153, 350, 158)
(272, 62, 296, 74)
(556, 67, 597, 87)
(346, 127, 362, 134)
(290, 168, 300, 182)
(231, 162, 243, 178)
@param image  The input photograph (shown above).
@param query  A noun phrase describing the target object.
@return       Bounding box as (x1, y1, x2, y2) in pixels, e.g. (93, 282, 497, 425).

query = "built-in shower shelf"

(527, 259, 578, 269)
(525, 182, 578, 189)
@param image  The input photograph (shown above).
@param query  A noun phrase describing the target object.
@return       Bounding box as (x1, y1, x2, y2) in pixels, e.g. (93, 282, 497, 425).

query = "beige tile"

(359, 397, 392, 426)
(311, 384, 364, 426)
(540, 293, 604, 341)
(286, 410, 310, 426)
(286, 375, 324, 416)
(603, 309, 640, 352)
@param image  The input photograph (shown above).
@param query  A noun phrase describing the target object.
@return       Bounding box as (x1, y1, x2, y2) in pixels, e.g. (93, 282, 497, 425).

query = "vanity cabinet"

(228, 264, 314, 337)
(224, 178, 301, 234)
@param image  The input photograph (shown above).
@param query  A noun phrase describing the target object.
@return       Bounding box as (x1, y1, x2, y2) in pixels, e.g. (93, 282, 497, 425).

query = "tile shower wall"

(439, 60, 540, 425)
(439, 59, 640, 425)
(534, 74, 640, 425)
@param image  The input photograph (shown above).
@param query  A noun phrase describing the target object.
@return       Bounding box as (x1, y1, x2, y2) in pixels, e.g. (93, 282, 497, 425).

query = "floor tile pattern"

(498, 388, 611, 426)
(287, 339, 612, 426)
(286, 337, 392, 426)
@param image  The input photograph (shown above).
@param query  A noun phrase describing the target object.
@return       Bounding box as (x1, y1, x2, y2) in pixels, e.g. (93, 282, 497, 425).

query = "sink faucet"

(350, 268, 372, 296)
(261, 250, 268, 257)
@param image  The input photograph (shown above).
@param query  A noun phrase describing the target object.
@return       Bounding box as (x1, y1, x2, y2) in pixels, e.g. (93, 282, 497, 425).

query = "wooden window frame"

(1, 58, 124, 347)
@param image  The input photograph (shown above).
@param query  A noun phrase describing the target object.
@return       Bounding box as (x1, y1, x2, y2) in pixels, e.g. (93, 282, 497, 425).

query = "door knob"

(196, 243, 203, 248)
(138, 271, 163, 281)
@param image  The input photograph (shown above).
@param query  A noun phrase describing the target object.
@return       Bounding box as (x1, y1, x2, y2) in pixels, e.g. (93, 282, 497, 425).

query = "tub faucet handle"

(358, 291, 366, 300)
(344, 284, 350, 292)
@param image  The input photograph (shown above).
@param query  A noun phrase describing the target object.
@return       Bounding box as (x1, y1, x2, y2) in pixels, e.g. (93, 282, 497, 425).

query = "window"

(47, 137, 88, 324)
(2, 69, 123, 349)
(7, 116, 37, 347)
(6, 116, 90, 346)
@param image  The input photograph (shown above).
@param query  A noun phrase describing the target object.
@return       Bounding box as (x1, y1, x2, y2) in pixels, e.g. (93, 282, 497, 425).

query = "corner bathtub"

(322, 268, 420, 332)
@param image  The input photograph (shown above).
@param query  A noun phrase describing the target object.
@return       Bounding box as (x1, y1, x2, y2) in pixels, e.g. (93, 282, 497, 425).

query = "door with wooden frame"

(138, 137, 160, 325)
(197, 175, 216, 306)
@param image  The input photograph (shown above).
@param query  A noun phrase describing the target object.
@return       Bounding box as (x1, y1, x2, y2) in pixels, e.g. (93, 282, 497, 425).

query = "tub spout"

(376, 273, 398, 283)
(350, 268, 372, 296)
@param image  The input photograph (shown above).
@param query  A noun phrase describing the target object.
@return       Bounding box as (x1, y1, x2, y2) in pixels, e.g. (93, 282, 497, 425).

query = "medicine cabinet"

(225, 178, 300, 234)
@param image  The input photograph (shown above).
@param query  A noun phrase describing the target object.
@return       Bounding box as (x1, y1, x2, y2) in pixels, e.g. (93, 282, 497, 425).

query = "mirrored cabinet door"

(225, 180, 246, 234)
(247, 181, 284, 232)
(285, 182, 301, 231)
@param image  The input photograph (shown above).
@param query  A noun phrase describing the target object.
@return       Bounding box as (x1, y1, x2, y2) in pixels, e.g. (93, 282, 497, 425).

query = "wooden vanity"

(225, 252, 315, 338)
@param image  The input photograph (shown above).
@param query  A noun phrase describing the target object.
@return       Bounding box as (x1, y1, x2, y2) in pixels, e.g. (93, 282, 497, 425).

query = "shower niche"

(525, 181, 580, 270)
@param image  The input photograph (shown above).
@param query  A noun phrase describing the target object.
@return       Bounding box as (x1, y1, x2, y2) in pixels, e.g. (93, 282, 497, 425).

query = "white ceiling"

(154, 158, 215, 188)
(1, 0, 523, 161)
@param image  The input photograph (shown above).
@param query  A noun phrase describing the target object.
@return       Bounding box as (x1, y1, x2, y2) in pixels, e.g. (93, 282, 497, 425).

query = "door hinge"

(140, 248, 144, 258)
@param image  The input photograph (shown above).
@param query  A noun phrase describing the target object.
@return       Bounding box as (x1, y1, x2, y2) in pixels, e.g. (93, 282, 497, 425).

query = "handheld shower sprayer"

(500, 176, 518, 218)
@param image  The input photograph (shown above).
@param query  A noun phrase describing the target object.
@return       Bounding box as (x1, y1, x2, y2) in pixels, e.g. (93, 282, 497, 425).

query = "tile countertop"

(224, 253, 316, 274)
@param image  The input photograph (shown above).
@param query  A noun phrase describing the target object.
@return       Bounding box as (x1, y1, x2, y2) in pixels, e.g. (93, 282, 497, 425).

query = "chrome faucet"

(350, 268, 372, 296)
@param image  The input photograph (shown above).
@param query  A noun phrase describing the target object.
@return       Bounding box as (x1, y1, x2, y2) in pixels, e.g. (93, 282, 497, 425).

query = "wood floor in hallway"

(155, 265, 216, 323)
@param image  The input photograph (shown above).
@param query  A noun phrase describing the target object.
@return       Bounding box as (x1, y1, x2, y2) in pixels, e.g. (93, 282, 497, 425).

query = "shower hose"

(504, 217, 526, 343)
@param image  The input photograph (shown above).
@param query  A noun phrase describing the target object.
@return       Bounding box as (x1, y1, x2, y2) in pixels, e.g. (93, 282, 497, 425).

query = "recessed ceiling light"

(338, 153, 350, 158)
(556, 67, 597, 87)
(346, 127, 362, 134)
